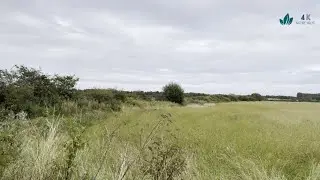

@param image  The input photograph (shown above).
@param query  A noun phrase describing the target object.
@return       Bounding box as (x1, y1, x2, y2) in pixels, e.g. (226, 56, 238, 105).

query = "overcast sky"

(0, 0, 319, 95)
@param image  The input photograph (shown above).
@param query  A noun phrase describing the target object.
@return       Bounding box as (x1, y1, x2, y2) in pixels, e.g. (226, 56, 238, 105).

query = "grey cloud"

(0, 0, 319, 96)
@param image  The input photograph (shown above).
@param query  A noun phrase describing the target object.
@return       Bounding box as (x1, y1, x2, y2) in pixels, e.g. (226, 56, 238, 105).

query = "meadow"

(1, 101, 320, 180)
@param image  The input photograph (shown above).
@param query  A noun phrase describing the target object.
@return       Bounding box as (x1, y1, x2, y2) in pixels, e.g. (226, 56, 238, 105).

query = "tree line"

(1, 65, 318, 120)
(297, 92, 320, 102)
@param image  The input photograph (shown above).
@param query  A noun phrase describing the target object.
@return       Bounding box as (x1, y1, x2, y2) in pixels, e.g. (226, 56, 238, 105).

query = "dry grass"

(1, 101, 320, 179)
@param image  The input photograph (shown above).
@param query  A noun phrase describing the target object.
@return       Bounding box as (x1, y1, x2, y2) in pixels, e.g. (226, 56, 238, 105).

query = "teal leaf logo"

(284, 14, 289, 24)
(280, 13, 293, 25)
(280, 19, 284, 25)
(289, 17, 293, 25)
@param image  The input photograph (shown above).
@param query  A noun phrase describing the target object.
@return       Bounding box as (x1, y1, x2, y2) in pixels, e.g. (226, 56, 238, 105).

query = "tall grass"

(1, 102, 320, 179)
(0, 109, 196, 180)
(95, 102, 320, 179)
(1, 119, 67, 179)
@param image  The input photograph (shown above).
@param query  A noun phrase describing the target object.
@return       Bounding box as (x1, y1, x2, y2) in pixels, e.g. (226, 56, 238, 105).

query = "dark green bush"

(0, 65, 79, 118)
(228, 95, 239, 101)
(81, 89, 113, 103)
(0, 121, 23, 175)
(113, 90, 127, 103)
(251, 93, 264, 101)
(79, 89, 124, 112)
(162, 83, 184, 105)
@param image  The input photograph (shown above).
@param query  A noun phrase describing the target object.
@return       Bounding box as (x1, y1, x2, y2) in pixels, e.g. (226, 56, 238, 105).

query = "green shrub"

(162, 83, 184, 105)
(80, 89, 123, 112)
(114, 91, 127, 103)
(0, 65, 79, 118)
(228, 95, 239, 101)
(0, 121, 24, 176)
(0, 107, 9, 122)
(81, 89, 113, 103)
(251, 93, 264, 101)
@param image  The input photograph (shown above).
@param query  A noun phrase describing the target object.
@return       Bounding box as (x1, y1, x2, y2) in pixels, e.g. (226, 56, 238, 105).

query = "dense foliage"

(0, 65, 79, 118)
(0, 66, 136, 120)
(1, 65, 318, 121)
(297, 92, 320, 102)
(162, 83, 185, 105)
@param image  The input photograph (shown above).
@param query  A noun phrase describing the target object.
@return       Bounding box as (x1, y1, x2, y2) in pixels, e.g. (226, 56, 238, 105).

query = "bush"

(162, 83, 184, 105)
(0, 65, 79, 118)
(113, 91, 127, 103)
(79, 89, 123, 112)
(251, 93, 264, 101)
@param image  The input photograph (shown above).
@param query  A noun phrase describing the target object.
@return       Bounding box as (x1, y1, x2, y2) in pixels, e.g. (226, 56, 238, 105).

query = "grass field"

(2, 101, 320, 180)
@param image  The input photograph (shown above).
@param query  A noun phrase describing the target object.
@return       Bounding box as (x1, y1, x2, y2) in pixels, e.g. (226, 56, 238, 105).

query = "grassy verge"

(1, 101, 320, 179)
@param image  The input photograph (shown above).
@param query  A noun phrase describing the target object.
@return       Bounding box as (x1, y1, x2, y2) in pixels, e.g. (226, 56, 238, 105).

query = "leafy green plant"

(162, 83, 184, 105)
(0, 65, 79, 118)
(0, 123, 22, 176)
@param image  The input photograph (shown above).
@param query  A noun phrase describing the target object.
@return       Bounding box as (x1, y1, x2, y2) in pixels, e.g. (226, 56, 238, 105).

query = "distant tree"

(228, 94, 239, 101)
(297, 92, 303, 99)
(251, 93, 264, 101)
(162, 82, 184, 105)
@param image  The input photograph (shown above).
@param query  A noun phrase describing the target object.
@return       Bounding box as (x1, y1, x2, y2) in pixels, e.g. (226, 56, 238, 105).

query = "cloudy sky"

(0, 0, 319, 95)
